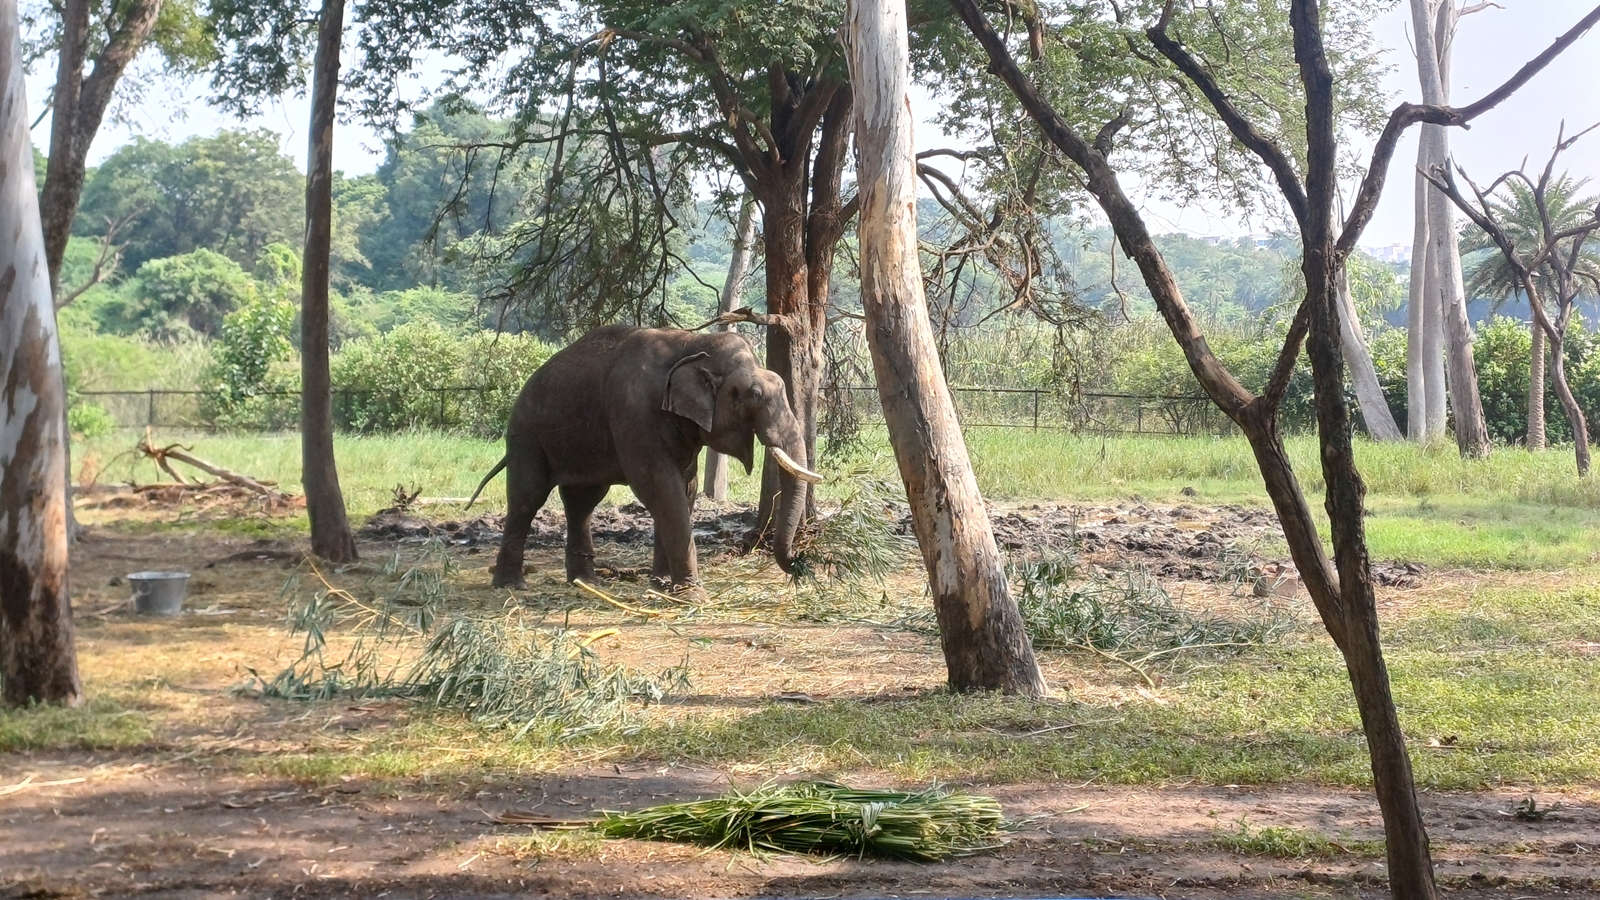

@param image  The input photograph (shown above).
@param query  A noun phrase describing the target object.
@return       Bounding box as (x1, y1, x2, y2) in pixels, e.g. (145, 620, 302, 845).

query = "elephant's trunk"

(762, 436, 820, 575)
(770, 459, 808, 575)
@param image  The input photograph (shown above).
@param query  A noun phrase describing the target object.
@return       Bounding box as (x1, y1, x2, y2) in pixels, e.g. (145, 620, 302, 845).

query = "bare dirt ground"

(3, 502, 1594, 899)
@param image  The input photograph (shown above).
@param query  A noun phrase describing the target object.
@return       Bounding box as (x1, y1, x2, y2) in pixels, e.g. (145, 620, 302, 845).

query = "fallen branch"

(137, 432, 273, 495)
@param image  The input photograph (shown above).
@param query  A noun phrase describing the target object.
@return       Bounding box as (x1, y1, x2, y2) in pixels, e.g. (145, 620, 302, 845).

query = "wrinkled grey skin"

(470, 325, 810, 591)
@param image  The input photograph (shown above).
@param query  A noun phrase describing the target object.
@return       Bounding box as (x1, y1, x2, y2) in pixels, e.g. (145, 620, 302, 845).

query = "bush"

(328, 322, 554, 435)
(200, 292, 298, 429)
(67, 401, 117, 438)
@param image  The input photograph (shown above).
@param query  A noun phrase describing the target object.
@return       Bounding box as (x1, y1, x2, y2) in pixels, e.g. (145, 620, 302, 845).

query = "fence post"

(439, 389, 447, 430)
(147, 389, 155, 427)
(1032, 390, 1040, 432)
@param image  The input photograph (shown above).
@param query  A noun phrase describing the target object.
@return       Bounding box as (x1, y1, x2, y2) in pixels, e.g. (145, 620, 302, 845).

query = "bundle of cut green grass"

(594, 781, 1010, 861)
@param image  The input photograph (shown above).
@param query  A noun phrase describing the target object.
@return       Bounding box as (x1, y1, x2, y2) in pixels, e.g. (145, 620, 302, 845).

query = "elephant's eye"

(751, 386, 763, 401)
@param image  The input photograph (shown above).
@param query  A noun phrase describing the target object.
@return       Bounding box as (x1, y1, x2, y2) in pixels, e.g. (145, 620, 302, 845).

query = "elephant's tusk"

(770, 447, 824, 484)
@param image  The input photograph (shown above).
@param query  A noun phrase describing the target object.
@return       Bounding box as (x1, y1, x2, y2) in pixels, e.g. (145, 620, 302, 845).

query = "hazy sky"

(31, 1, 1600, 250)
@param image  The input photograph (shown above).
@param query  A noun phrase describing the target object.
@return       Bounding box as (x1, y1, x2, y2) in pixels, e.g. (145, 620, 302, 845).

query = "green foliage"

(75, 130, 303, 271)
(1474, 317, 1535, 446)
(594, 782, 1011, 861)
(204, 291, 296, 403)
(328, 322, 555, 434)
(113, 249, 257, 339)
(67, 401, 117, 438)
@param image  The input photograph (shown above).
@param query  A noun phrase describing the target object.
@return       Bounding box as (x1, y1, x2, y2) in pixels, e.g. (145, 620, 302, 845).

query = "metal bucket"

(128, 571, 190, 616)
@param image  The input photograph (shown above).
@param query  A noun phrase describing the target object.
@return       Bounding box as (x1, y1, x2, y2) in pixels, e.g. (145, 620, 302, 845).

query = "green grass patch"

(1214, 819, 1384, 859)
(0, 697, 152, 752)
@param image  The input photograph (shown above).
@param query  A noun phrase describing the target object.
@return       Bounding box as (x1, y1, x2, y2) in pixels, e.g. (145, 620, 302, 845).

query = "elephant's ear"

(663, 352, 718, 432)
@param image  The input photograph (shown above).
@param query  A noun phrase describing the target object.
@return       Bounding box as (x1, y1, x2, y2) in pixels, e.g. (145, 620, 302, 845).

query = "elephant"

(466, 324, 823, 592)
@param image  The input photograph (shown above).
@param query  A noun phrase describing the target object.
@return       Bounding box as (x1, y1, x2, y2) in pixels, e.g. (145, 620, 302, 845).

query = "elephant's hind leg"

(559, 484, 607, 583)
(492, 460, 552, 589)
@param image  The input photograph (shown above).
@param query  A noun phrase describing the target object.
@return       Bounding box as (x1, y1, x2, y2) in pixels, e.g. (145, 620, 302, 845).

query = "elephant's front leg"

(635, 464, 699, 593)
(559, 484, 607, 583)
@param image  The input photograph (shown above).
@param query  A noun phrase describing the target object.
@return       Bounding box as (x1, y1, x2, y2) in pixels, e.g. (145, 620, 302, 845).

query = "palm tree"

(1461, 173, 1600, 449)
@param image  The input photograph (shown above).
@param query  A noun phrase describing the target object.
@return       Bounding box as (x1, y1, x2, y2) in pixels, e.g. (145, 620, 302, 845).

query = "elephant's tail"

(464, 456, 508, 510)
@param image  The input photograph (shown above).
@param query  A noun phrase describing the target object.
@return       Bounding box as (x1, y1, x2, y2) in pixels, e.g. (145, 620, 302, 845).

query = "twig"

(0, 775, 87, 796)
(572, 580, 670, 618)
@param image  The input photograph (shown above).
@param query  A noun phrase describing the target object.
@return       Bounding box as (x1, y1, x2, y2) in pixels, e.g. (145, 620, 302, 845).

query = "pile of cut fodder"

(590, 781, 1011, 860)
(246, 543, 687, 739)
(1013, 548, 1301, 660)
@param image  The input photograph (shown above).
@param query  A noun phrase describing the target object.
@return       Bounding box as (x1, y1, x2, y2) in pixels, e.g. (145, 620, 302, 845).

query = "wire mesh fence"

(79, 384, 1235, 438)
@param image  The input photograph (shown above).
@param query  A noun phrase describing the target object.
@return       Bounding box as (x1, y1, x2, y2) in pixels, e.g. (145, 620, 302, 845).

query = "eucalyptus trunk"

(0, 0, 82, 707)
(704, 197, 758, 501)
(848, 0, 1045, 696)
(1337, 264, 1402, 440)
(1411, 0, 1490, 456)
(300, 0, 358, 563)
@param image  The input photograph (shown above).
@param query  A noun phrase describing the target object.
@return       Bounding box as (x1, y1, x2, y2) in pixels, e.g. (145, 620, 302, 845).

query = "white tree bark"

(1409, 0, 1490, 455)
(1528, 318, 1546, 449)
(0, 0, 81, 706)
(1338, 267, 1403, 440)
(846, 0, 1045, 695)
(704, 196, 758, 501)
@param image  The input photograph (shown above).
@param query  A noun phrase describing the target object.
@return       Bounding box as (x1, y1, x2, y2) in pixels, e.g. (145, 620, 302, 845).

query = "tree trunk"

(942, 0, 1443, 893)
(39, 0, 164, 298)
(1546, 332, 1590, 476)
(704, 197, 758, 502)
(1409, 162, 1450, 441)
(300, 0, 357, 564)
(1528, 316, 1546, 449)
(1411, 0, 1489, 456)
(0, 0, 82, 707)
(753, 185, 812, 540)
(1337, 266, 1402, 440)
(848, 0, 1046, 696)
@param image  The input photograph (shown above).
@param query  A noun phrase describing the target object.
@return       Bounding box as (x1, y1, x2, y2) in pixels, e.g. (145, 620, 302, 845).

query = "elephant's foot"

(490, 562, 527, 590)
(650, 575, 707, 602)
(564, 551, 597, 584)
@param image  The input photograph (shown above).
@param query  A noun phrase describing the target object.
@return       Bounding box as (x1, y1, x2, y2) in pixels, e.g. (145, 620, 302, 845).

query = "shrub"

(67, 401, 117, 438)
(327, 322, 554, 435)
(200, 292, 298, 429)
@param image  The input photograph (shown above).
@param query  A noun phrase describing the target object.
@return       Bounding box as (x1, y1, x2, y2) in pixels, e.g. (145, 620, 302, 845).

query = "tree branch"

(1145, 22, 1310, 225)
(1338, 3, 1600, 255)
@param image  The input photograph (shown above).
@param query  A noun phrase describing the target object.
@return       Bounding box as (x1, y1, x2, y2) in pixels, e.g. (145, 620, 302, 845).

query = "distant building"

(1363, 243, 1411, 264)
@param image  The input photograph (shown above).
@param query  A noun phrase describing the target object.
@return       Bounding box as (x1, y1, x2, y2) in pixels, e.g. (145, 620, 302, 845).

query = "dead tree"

(300, 0, 358, 563)
(0, 0, 82, 707)
(946, 0, 1600, 895)
(1429, 124, 1600, 476)
(844, 0, 1046, 695)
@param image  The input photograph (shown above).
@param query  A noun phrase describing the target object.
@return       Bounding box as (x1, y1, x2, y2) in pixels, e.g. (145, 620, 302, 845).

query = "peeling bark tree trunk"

(704, 197, 758, 501)
(1337, 263, 1403, 440)
(848, 0, 1045, 696)
(0, 0, 82, 707)
(39, 0, 164, 299)
(300, 0, 357, 564)
(1411, 0, 1490, 456)
(1407, 165, 1447, 440)
(1528, 315, 1546, 449)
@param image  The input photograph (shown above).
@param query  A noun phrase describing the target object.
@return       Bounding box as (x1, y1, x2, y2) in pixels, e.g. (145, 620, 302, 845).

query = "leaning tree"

(944, 0, 1600, 896)
(1432, 124, 1600, 475)
(1457, 159, 1600, 451)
